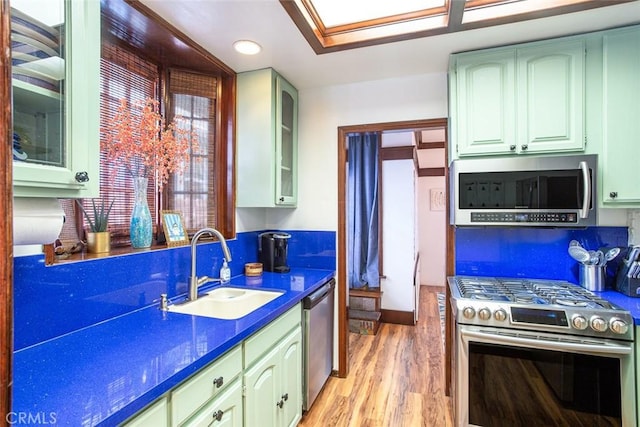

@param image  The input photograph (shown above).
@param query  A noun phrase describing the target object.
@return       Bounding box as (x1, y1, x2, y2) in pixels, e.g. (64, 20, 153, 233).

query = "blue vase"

(130, 176, 153, 248)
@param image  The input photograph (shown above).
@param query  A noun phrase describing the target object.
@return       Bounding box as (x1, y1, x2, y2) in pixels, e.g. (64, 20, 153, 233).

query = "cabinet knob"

(610, 191, 618, 199)
(282, 393, 289, 402)
(213, 376, 224, 388)
(212, 410, 224, 422)
(521, 144, 528, 151)
(279, 197, 285, 203)
(75, 171, 89, 183)
(509, 145, 516, 151)
(276, 399, 284, 409)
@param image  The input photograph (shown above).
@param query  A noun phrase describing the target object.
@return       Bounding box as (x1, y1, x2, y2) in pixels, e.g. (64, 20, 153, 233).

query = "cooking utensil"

(568, 245, 591, 263)
(605, 247, 620, 262)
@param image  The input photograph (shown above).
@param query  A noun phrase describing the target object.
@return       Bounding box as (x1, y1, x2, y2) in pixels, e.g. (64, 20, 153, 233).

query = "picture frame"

(161, 210, 189, 247)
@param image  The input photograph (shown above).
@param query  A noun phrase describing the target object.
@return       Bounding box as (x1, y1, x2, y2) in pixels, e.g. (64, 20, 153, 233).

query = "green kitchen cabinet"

(602, 26, 640, 205)
(181, 379, 243, 427)
(244, 304, 302, 427)
(121, 397, 168, 427)
(450, 37, 585, 158)
(237, 68, 298, 207)
(171, 345, 243, 426)
(451, 49, 516, 156)
(11, 0, 100, 198)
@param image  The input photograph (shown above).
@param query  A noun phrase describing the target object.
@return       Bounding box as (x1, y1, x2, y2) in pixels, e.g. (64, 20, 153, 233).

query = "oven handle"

(579, 160, 590, 219)
(461, 328, 632, 356)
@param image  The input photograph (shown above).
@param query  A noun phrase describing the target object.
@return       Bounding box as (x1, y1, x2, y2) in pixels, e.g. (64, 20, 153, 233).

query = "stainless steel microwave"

(451, 154, 597, 227)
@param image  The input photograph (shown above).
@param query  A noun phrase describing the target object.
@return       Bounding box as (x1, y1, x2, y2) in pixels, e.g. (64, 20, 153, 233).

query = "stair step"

(349, 289, 383, 298)
(349, 309, 381, 321)
(348, 309, 381, 335)
(349, 292, 382, 312)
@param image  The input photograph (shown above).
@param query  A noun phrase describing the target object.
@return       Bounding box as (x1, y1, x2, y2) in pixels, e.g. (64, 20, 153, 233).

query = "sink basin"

(168, 287, 284, 320)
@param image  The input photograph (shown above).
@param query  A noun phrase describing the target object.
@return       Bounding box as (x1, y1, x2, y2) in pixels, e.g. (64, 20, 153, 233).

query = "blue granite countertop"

(594, 289, 640, 324)
(12, 268, 335, 426)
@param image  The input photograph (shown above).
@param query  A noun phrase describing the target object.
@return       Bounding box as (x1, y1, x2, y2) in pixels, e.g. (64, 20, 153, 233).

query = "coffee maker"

(258, 232, 291, 273)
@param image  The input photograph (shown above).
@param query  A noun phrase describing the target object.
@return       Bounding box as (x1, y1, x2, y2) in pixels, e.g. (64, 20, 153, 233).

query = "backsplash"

(13, 230, 335, 350)
(455, 226, 628, 283)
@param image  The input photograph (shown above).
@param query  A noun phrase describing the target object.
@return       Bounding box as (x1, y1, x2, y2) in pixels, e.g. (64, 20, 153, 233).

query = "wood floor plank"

(300, 286, 453, 426)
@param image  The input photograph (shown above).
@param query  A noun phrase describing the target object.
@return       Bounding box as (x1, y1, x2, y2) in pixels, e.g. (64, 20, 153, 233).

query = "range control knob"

(462, 307, 476, 319)
(590, 316, 608, 332)
(478, 308, 491, 321)
(571, 315, 588, 330)
(610, 318, 629, 335)
(494, 309, 507, 322)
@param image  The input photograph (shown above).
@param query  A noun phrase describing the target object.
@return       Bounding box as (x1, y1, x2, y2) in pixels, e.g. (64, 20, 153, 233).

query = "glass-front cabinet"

(275, 76, 297, 206)
(11, 0, 99, 198)
(237, 68, 298, 208)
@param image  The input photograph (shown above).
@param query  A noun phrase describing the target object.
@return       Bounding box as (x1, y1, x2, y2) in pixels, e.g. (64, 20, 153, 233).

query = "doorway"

(336, 118, 454, 386)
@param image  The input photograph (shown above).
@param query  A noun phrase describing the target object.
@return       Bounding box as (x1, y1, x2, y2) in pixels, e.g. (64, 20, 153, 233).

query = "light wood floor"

(299, 286, 454, 427)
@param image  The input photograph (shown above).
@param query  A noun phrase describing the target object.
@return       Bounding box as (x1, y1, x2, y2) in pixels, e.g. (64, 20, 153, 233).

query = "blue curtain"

(347, 132, 380, 289)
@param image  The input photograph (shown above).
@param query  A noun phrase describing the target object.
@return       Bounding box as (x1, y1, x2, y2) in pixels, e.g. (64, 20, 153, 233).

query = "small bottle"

(220, 260, 231, 283)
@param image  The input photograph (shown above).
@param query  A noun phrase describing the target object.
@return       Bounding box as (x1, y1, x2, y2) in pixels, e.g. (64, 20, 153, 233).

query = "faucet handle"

(155, 293, 169, 311)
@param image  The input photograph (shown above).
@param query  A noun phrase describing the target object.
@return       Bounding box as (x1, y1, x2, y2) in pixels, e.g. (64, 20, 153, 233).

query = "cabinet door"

(280, 327, 302, 427)
(12, 0, 100, 197)
(516, 39, 585, 154)
(182, 380, 243, 427)
(454, 50, 516, 156)
(275, 75, 298, 206)
(602, 27, 640, 204)
(244, 346, 280, 427)
(122, 397, 168, 427)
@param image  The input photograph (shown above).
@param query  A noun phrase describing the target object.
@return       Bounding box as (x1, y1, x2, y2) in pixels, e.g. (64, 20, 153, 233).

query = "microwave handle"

(579, 161, 590, 219)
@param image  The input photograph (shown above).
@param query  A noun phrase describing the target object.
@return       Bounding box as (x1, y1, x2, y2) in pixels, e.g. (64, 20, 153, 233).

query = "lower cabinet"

(244, 327, 303, 427)
(122, 397, 168, 427)
(182, 379, 243, 427)
(120, 304, 302, 427)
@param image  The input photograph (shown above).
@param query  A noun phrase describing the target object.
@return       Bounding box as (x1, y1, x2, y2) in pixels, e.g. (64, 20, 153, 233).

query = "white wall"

(418, 176, 447, 286)
(253, 71, 449, 232)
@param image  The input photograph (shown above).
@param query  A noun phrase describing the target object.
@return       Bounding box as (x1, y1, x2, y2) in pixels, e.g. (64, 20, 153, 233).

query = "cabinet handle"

(276, 399, 284, 409)
(75, 171, 89, 183)
(282, 393, 289, 402)
(279, 197, 285, 203)
(521, 144, 528, 151)
(509, 145, 516, 151)
(213, 376, 224, 388)
(610, 191, 618, 199)
(212, 409, 224, 422)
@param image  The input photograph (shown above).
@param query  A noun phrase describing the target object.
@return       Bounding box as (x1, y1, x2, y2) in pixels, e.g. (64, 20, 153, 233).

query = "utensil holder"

(579, 264, 605, 292)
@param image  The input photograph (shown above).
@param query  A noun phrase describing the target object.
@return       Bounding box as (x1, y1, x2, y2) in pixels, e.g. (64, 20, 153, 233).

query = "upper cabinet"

(237, 68, 298, 208)
(450, 38, 585, 158)
(11, 0, 100, 198)
(602, 26, 640, 205)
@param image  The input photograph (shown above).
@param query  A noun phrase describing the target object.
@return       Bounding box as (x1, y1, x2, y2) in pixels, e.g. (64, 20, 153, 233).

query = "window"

(167, 70, 218, 232)
(54, 0, 236, 259)
(98, 42, 160, 246)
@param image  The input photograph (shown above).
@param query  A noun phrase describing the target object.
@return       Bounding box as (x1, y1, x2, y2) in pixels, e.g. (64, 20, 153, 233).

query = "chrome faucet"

(189, 228, 232, 301)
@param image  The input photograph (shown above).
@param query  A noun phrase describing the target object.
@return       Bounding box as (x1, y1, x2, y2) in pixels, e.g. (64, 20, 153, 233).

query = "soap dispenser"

(220, 260, 231, 283)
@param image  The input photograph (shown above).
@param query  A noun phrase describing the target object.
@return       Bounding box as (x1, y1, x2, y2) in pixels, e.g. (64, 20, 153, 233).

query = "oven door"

(456, 325, 635, 427)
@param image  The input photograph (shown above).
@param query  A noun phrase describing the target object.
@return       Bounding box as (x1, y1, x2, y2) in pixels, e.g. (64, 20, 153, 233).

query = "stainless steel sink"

(168, 287, 284, 320)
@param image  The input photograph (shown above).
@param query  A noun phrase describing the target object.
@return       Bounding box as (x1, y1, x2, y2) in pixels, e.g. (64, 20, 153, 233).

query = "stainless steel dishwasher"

(303, 278, 335, 411)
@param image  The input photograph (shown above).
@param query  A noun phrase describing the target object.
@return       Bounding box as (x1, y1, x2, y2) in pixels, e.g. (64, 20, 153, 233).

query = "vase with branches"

(102, 98, 198, 248)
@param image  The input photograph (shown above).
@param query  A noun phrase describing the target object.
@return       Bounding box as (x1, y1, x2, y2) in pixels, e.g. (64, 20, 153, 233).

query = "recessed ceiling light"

(233, 40, 262, 55)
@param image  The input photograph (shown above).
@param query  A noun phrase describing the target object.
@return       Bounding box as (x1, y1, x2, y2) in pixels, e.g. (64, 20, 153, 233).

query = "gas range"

(449, 276, 634, 341)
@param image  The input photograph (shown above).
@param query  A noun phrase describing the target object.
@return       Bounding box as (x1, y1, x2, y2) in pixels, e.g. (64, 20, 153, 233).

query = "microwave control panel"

(470, 212, 578, 224)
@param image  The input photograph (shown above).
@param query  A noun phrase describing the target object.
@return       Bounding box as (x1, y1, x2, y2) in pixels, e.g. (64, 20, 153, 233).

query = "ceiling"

(140, 0, 640, 90)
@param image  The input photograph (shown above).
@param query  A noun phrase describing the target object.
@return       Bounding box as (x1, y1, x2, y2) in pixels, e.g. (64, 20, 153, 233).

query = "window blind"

(167, 69, 218, 232)
(96, 42, 160, 245)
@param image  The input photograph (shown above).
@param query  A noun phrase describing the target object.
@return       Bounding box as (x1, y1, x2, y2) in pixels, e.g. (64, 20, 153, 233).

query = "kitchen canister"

(579, 264, 605, 292)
